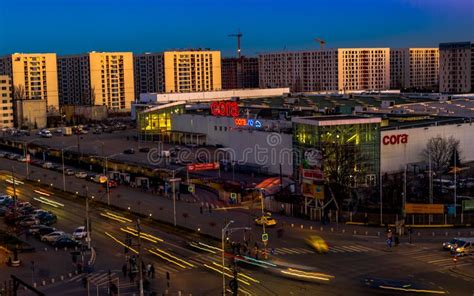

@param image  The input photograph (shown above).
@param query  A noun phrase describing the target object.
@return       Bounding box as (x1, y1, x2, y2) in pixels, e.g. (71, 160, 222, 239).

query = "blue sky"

(0, 0, 473, 57)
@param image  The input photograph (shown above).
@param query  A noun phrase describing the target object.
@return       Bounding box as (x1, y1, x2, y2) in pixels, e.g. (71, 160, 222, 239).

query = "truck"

(62, 127, 72, 136)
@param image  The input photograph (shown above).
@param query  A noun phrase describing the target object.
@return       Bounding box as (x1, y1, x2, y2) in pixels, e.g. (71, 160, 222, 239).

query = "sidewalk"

(2, 158, 473, 244)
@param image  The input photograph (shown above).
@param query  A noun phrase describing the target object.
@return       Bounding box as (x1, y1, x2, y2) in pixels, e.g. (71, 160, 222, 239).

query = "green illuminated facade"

(293, 116, 381, 187)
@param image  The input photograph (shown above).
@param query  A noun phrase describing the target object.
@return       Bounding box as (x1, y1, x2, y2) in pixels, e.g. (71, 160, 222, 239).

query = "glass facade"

(293, 118, 380, 187)
(137, 104, 184, 136)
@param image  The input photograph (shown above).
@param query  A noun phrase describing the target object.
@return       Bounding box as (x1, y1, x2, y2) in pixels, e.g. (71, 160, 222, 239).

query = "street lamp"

(222, 220, 234, 296)
(61, 144, 78, 192)
(103, 152, 123, 206)
(169, 167, 187, 227)
(24, 138, 42, 180)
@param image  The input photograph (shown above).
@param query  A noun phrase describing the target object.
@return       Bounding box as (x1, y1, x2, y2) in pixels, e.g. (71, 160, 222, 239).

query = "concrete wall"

(140, 88, 290, 103)
(381, 122, 474, 172)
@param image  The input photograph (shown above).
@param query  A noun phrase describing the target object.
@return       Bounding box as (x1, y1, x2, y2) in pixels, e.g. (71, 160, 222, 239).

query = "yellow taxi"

(254, 215, 277, 227)
(306, 235, 329, 253)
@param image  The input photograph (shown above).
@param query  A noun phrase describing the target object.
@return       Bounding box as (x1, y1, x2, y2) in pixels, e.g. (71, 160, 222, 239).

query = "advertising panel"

(187, 162, 220, 172)
(405, 203, 444, 214)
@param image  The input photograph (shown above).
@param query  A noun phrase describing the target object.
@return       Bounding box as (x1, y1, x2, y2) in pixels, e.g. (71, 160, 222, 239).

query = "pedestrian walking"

(150, 264, 155, 278)
(146, 263, 151, 278)
(408, 226, 413, 244)
(122, 264, 127, 278)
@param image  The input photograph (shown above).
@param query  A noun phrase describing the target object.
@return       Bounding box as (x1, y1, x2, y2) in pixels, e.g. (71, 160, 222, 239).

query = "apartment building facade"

(58, 52, 135, 110)
(439, 42, 473, 93)
(163, 50, 221, 93)
(0, 75, 13, 128)
(259, 50, 338, 92)
(0, 53, 59, 110)
(133, 53, 165, 98)
(221, 57, 259, 89)
(337, 48, 390, 92)
(390, 48, 439, 90)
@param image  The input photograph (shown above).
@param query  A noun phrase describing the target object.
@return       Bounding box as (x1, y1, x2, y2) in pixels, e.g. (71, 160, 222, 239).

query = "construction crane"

(314, 38, 326, 49)
(229, 30, 243, 59)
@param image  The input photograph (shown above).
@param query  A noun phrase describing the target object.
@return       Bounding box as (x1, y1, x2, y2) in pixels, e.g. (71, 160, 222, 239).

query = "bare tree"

(13, 84, 26, 101)
(421, 136, 461, 175)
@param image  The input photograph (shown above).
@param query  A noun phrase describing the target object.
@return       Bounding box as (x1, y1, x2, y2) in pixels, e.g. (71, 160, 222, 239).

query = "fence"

(264, 199, 474, 225)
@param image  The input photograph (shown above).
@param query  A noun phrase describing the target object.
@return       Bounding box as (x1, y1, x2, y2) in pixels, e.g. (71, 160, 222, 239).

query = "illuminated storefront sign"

(234, 118, 262, 128)
(187, 162, 220, 172)
(210, 101, 239, 117)
(382, 134, 408, 145)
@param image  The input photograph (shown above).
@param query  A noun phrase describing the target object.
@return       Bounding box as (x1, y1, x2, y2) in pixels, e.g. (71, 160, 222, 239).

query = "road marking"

(427, 258, 453, 264)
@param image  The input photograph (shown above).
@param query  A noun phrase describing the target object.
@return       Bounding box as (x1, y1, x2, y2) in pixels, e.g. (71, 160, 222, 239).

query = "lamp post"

(24, 138, 42, 180)
(222, 220, 234, 296)
(169, 167, 186, 227)
(95, 152, 123, 206)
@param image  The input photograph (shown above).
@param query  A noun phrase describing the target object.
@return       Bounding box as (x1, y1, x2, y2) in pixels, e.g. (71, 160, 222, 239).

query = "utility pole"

(222, 221, 234, 296)
(85, 187, 91, 250)
(136, 219, 144, 296)
(25, 142, 29, 179)
(379, 170, 383, 225)
(172, 170, 177, 227)
(105, 156, 110, 206)
(61, 149, 66, 192)
(454, 149, 457, 218)
(402, 164, 407, 221)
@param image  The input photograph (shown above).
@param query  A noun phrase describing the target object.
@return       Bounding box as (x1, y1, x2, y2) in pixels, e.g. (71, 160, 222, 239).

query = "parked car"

(38, 130, 53, 138)
(72, 226, 88, 240)
(54, 128, 63, 134)
(42, 162, 54, 169)
(19, 217, 40, 227)
(0, 152, 5, 158)
(52, 237, 79, 248)
(123, 148, 135, 154)
(75, 172, 88, 179)
(65, 169, 75, 176)
(41, 231, 66, 243)
(17, 156, 27, 162)
(35, 226, 56, 238)
(138, 147, 150, 153)
(38, 213, 57, 225)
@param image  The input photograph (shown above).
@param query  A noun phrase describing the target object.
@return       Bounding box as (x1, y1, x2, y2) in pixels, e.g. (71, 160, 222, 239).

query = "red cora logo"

(210, 101, 239, 117)
(383, 134, 409, 145)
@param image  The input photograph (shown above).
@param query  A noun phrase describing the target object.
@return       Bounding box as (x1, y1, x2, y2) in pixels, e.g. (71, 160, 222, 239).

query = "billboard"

(462, 200, 474, 211)
(187, 162, 220, 172)
(301, 181, 324, 200)
(405, 203, 444, 214)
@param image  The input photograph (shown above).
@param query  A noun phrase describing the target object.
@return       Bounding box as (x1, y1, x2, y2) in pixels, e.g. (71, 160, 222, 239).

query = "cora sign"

(234, 118, 262, 128)
(383, 134, 409, 145)
(210, 101, 239, 117)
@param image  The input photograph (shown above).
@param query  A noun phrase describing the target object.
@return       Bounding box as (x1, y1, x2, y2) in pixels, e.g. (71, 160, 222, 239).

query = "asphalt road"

(1, 170, 473, 295)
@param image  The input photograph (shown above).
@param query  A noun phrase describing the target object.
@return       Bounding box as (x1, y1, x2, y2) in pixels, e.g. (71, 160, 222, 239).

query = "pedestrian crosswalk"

(401, 248, 474, 281)
(272, 245, 375, 255)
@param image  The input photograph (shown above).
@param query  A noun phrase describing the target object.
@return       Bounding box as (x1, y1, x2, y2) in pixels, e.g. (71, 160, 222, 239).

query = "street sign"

(169, 178, 181, 182)
(262, 233, 268, 242)
(188, 184, 195, 193)
(187, 162, 220, 172)
(230, 192, 237, 200)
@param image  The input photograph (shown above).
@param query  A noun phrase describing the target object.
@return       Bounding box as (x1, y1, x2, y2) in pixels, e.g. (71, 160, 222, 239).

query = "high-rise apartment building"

(163, 50, 221, 93)
(439, 42, 473, 93)
(390, 48, 439, 90)
(0, 53, 59, 110)
(259, 48, 389, 92)
(133, 53, 165, 98)
(337, 48, 390, 92)
(58, 52, 135, 110)
(0, 75, 14, 128)
(259, 50, 339, 92)
(221, 57, 259, 89)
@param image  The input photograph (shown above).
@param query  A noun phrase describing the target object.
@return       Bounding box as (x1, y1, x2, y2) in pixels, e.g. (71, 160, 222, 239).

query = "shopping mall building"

(136, 94, 474, 190)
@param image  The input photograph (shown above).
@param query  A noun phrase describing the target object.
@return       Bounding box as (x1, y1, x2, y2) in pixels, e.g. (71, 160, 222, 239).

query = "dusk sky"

(1, 0, 473, 57)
